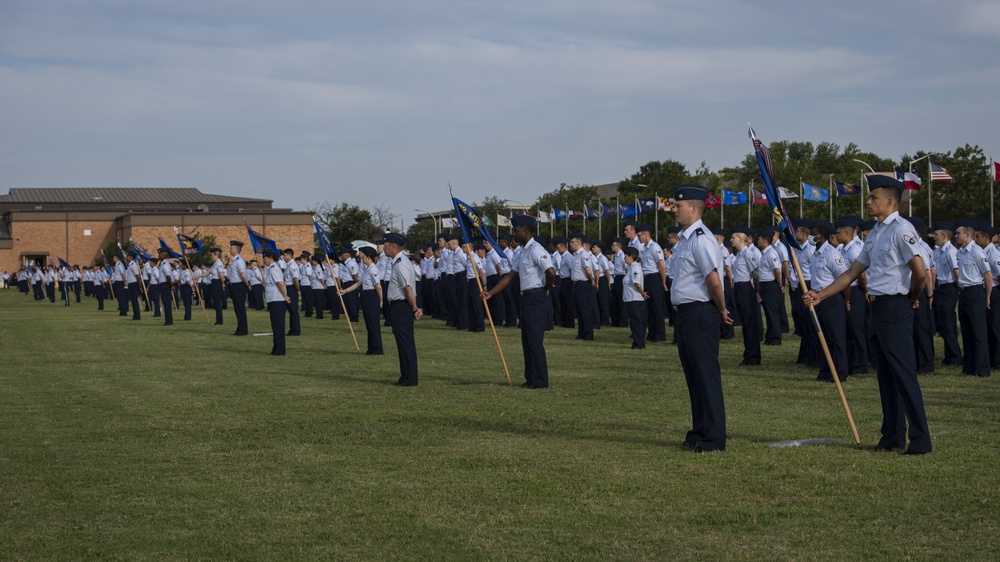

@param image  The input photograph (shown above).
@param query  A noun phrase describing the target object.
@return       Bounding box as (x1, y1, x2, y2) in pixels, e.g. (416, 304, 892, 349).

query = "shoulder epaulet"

(694, 228, 704, 236)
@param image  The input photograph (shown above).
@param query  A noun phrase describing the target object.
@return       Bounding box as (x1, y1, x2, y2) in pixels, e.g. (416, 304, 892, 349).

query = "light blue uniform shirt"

(856, 211, 923, 296)
(640, 240, 664, 275)
(732, 246, 758, 283)
(934, 243, 959, 283)
(810, 242, 848, 293)
(985, 244, 1000, 280)
(283, 259, 299, 286)
(387, 254, 415, 301)
(670, 219, 722, 305)
(791, 244, 815, 288)
(612, 250, 626, 276)
(361, 262, 381, 290)
(263, 262, 284, 302)
(757, 245, 781, 283)
(956, 242, 990, 288)
(515, 237, 553, 291)
(840, 237, 863, 287)
(622, 262, 645, 302)
(557, 250, 573, 278)
(226, 255, 246, 284)
(570, 248, 594, 282)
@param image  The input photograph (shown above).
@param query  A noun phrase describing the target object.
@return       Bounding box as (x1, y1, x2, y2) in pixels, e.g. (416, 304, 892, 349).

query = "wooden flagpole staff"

(465, 243, 512, 385)
(326, 256, 361, 354)
(752, 125, 860, 448)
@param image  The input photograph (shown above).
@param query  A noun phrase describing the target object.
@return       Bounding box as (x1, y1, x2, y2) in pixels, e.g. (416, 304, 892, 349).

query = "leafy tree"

(908, 144, 991, 221)
(618, 160, 691, 198)
(317, 202, 378, 245)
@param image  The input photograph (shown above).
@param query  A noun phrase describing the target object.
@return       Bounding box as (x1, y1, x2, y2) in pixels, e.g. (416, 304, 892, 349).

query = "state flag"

(802, 182, 829, 202)
(895, 171, 922, 190)
(722, 190, 748, 205)
(705, 194, 721, 208)
(835, 181, 860, 196)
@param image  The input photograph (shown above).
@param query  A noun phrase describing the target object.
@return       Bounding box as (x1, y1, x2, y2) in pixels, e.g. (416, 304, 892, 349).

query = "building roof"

(0, 187, 271, 205)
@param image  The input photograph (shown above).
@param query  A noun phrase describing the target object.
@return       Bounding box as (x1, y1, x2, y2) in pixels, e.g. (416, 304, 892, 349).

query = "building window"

(83, 229, 92, 236)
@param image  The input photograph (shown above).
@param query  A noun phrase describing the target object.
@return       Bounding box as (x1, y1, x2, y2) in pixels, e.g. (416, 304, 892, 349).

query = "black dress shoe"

(694, 445, 724, 453)
(395, 381, 416, 387)
(678, 442, 697, 450)
(873, 445, 899, 453)
(903, 449, 929, 455)
(520, 381, 533, 388)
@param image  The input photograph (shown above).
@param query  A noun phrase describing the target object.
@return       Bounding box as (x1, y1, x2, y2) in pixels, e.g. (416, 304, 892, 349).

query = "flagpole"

(654, 192, 659, 238)
(328, 256, 361, 353)
(829, 176, 834, 223)
(750, 126, 860, 448)
(616, 196, 620, 234)
(990, 156, 994, 227)
(598, 198, 603, 241)
(124, 240, 150, 311)
(175, 228, 211, 325)
(799, 178, 804, 218)
(720, 192, 725, 229)
(928, 159, 933, 226)
(860, 172, 865, 220)
(466, 242, 512, 385)
(748, 180, 752, 227)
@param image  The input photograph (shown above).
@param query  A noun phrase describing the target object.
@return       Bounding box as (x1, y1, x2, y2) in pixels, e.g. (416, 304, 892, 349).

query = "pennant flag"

(994, 161, 1000, 181)
(441, 217, 460, 229)
(657, 196, 676, 211)
(895, 171, 922, 191)
(705, 194, 722, 208)
(619, 204, 638, 218)
(313, 219, 337, 258)
(497, 214, 511, 227)
(749, 126, 800, 250)
(722, 190, 748, 205)
(451, 196, 508, 261)
(157, 237, 183, 259)
(602, 203, 618, 215)
(753, 190, 768, 204)
(802, 182, 829, 202)
(58, 257, 70, 269)
(245, 226, 280, 255)
(177, 233, 204, 255)
(536, 211, 552, 223)
(585, 205, 600, 218)
(930, 162, 954, 181)
(130, 238, 152, 260)
(835, 181, 860, 196)
(777, 186, 799, 199)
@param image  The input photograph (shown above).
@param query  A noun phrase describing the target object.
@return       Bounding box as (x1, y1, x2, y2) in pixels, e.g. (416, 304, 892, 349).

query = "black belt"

(960, 284, 985, 292)
(673, 301, 711, 312)
(869, 294, 907, 302)
(521, 288, 543, 296)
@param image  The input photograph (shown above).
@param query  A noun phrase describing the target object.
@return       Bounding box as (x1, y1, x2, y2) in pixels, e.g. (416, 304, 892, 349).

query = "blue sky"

(2, 0, 998, 227)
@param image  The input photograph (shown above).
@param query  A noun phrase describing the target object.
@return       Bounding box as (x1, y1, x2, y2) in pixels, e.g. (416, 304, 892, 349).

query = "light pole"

(504, 199, 526, 235)
(851, 159, 875, 219)
(908, 153, 936, 222)
(415, 209, 438, 239)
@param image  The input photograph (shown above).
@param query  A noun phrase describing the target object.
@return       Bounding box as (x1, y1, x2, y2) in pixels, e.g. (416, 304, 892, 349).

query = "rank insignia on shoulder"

(903, 235, 916, 244)
(695, 228, 704, 236)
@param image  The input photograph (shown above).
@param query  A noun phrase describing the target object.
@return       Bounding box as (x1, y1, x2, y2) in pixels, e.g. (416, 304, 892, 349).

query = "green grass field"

(2, 289, 999, 560)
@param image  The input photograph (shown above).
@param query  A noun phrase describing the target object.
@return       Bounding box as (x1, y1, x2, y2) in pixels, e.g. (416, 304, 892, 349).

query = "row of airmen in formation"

(14, 216, 1000, 381)
(12, 180, 998, 453)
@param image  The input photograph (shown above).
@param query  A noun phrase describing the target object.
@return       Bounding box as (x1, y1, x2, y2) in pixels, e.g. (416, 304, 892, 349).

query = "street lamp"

(850, 159, 875, 219)
(415, 208, 438, 239)
(908, 153, 937, 223)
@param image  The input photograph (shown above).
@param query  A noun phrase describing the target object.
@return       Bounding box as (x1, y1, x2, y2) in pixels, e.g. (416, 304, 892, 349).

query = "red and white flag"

(993, 161, 999, 182)
(896, 171, 922, 190)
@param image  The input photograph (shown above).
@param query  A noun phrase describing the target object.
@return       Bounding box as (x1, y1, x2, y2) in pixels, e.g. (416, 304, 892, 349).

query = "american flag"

(930, 162, 953, 182)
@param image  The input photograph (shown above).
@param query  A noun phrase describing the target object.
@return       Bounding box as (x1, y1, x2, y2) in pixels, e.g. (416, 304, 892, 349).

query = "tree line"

(313, 141, 995, 250)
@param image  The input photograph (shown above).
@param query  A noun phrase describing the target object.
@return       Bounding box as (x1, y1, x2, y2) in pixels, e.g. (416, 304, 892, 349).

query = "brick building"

(0, 188, 314, 272)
